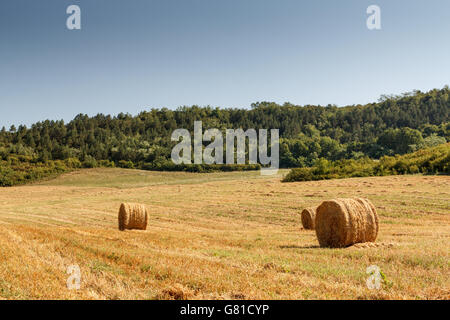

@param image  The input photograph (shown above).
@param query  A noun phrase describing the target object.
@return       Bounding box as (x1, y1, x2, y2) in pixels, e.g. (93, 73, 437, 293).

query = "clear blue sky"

(1, 0, 449, 128)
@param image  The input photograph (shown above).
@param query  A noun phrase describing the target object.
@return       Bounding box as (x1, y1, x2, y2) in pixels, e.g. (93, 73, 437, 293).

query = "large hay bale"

(118, 203, 149, 231)
(315, 198, 379, 248)
(301, 207, 316, 230)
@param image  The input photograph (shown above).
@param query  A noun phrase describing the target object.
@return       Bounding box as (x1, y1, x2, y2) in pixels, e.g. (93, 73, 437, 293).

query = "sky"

(0, 0, 449, 128)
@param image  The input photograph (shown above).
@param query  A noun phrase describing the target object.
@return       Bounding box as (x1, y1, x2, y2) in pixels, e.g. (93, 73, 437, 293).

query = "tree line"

(0, 87, 449, 185)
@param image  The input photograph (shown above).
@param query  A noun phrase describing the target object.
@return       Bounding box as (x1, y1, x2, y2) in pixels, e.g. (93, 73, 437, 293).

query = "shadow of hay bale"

(279, 244, 320, 249)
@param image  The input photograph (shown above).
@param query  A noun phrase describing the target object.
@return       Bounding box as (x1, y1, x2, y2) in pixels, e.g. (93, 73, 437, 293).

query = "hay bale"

(315, 198, 379, 248)
(301, 207, 316, 230)
(118, 203, 148, 231)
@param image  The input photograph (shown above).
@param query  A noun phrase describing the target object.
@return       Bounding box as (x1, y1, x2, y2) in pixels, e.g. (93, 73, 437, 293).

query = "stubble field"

(0, 168, 448, 299)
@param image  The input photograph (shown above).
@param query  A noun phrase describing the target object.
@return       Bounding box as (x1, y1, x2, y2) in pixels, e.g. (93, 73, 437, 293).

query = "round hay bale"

(315, 198, 379, 248)
(118, 203, 149, 231)
(301, 207, 316, 230)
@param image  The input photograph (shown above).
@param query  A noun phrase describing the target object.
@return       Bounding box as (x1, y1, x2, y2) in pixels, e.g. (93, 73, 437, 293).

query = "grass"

(0, 168, 448, 299)
(34, 168, 286, 189)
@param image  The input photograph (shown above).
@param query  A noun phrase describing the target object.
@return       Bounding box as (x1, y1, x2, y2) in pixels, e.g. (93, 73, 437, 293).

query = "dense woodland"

(0, 87, 449, 186)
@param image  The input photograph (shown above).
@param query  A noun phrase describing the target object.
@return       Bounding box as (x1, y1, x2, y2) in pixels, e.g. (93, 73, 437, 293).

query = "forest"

(0, 87, 449, 186)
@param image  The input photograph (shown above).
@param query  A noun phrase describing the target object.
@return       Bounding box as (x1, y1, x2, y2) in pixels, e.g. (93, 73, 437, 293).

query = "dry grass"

(0, 169, 449, 299)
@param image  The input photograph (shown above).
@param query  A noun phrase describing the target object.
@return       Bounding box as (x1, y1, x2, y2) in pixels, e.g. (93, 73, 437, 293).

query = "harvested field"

(0, 168, 448, 299)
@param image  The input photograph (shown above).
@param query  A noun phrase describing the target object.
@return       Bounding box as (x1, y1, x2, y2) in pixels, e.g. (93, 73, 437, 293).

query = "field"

(0, 168, 449, 300)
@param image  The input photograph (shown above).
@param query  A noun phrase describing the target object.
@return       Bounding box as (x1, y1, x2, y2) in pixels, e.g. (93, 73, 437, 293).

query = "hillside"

(283, 143, 450, 182)
(0, 88, 449, 186)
